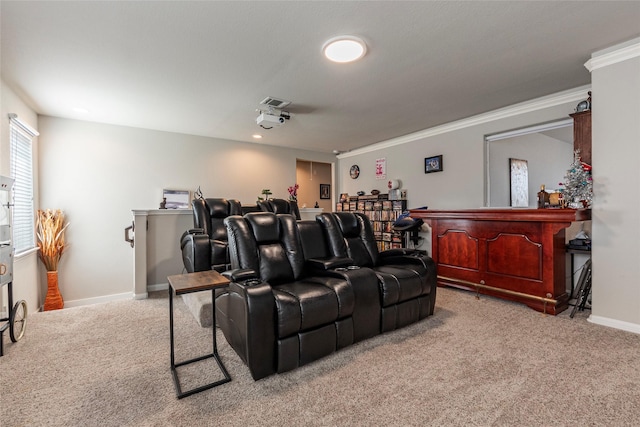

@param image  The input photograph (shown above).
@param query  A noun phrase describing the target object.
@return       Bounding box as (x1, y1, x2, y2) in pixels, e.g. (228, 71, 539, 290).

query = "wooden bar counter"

(409, 208, 591, 314)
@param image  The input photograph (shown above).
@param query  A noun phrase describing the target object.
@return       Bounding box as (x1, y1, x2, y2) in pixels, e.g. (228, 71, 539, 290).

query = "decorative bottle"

(537, 185, 548, 209)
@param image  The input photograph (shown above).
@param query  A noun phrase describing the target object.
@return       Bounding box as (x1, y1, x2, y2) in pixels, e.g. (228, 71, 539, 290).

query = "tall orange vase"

(44, 271, 64, 311)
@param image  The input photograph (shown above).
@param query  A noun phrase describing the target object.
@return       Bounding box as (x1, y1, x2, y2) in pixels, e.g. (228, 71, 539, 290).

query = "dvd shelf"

(336, 194, 407, 251)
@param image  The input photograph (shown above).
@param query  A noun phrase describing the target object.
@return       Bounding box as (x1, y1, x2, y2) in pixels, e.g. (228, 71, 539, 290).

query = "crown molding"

(585, 37, 640, 72)
(338, 85, 589, 159)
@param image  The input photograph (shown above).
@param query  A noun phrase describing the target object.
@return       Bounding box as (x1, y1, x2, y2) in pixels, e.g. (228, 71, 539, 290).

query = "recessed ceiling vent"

(260, 96, 291, 109)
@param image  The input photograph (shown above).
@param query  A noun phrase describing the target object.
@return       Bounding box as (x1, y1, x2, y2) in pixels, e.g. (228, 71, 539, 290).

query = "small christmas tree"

(560, 150, 593, 208)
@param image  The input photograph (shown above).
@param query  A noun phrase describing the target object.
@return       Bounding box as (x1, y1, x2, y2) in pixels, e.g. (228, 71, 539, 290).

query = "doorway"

(295, 159, 333, 212)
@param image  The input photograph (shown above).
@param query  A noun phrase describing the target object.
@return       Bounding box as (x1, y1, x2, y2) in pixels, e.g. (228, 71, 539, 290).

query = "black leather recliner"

(216, 211, 437, 380)
(317, 212, 437, 332)
(218, 212, 356, 380)
(180, 198, 242, 272)
(258, 198, 301, 220)
(296, 220, 382, 343)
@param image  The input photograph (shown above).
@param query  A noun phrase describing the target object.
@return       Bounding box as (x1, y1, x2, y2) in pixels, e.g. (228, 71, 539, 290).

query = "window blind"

(9, 114, 38, 254)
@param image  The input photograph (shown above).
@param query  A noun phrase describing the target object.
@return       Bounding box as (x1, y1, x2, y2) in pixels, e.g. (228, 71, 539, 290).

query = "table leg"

(212, 288, 216, 354)
(169, 287, 182, 396)
(170, 286, 231, 399)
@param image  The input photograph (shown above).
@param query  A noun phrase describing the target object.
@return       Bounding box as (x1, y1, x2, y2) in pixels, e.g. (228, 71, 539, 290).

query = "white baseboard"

(588, 314, 640, 335)
(61, 284, 168, 307)
(64, 292, 133, 308)
(134, 292, 148, 300)
(147, 283, 168, 293)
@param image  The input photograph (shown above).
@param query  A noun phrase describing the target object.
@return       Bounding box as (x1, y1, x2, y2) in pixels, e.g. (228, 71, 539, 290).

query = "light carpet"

(1, 287, 638, 427)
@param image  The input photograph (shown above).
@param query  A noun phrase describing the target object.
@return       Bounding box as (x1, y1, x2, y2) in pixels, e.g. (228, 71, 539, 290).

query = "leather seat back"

(225, 212, 305, 284)
(318, 212, 379, 267)
(258, 198, 301, 220)
(185, 197, 242, 271)
(192, 198, 242, 241)
(296, 220, 330, 260)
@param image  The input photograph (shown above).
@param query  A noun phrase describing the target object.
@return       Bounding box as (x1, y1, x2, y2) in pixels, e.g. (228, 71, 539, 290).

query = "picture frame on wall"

(509, 158, 529, 207)
(320, 184, 331, 199)
(425, 155, 443, 173)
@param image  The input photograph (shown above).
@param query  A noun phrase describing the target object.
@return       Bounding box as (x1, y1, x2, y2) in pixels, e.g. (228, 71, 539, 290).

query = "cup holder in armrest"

(244, 279, 263, 286)
(333, 265, 360, 272)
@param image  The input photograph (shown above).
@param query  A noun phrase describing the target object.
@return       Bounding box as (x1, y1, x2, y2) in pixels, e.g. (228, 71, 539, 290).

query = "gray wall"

(37, 117, 336, 304)
(338, 94, 582, 212)
(0, 80, 41, 316)
(488, 132, 573, 207)
(590, 40, 640, 331)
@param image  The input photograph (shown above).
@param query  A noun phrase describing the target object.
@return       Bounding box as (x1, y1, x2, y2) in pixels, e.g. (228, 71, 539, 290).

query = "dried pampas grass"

(36, 209, 69, 271)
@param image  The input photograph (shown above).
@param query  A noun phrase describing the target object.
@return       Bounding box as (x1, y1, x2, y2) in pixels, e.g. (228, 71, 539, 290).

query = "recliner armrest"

(379, 248, 414, 258)
(219, 279, 277, 380)
(306, 257, 354, 271)
(180, 230, 214, 273)
(222, 268, 259, 283)
(180, 228, 206, 249)
(379, 248, 429, 263)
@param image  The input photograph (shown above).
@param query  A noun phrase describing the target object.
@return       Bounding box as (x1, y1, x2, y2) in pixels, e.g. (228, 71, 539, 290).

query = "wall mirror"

(485, 119, 573, 207)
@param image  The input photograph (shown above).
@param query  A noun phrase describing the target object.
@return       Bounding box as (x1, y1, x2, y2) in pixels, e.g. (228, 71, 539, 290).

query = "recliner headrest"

(334, 212, 361, 238)
(245, 212, 280, 243)
(269, 199, 290, 214)
(207, 199, 230, 218)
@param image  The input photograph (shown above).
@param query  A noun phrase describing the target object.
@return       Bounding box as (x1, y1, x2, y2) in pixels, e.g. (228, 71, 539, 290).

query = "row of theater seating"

(180, 198, 300, 273)
(221, 211, 436, 380)
(178, 198, 437, 380)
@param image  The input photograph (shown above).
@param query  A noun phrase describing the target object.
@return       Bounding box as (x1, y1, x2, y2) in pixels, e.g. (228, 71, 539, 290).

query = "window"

(9, 114, 38, 254)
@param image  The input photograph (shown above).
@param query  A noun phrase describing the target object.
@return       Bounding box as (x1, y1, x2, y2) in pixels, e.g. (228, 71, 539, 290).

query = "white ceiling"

(2, 1, 639, 154)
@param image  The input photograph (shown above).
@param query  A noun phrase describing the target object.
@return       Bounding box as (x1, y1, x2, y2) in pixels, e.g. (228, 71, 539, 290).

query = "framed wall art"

(509, 158, 529, 207)
(375, 158, 386, 180)
(320, 184, 331, 199)
(162, 189, 190, 209)
(424, 155, 443, 173)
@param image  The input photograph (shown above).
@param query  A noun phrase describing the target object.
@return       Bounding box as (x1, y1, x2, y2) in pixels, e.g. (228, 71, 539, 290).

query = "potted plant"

(36, 209, 69, 311)
(287, 183, 299, 202)
(257, 189, 272, 202)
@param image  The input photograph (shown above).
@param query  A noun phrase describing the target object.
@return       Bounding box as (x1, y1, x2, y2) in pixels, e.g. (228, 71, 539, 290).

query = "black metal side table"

(167, 270, 231, 399)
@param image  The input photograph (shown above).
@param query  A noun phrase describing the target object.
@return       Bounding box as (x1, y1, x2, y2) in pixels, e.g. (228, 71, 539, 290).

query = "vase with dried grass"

(37, 209, 69, 311)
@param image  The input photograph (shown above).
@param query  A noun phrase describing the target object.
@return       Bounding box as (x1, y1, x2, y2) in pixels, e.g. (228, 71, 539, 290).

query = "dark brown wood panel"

(570, 110, 592, 165)
(486, 233, 542, 280)
(437, 230, 479, 270)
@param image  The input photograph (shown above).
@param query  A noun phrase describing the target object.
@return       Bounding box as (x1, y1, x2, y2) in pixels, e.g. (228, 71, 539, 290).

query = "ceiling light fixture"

(323, 36, 367, 63)
(252, 134, 263, 139)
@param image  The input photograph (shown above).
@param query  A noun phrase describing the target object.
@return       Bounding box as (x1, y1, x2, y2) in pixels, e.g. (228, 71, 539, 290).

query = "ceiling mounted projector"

(256, 112, 285, 128)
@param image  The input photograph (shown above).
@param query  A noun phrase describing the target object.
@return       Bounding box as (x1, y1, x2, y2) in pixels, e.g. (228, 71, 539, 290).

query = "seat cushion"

(374, 265, 424, 307)
(273, 280, 341, 338)
(304, 275, 355, 319)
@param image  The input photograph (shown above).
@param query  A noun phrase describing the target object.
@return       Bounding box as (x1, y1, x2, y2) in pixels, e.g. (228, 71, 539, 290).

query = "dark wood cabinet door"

(570, 110, 591, 165)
